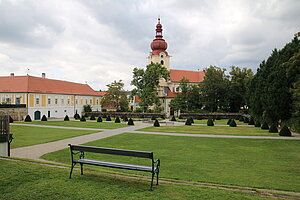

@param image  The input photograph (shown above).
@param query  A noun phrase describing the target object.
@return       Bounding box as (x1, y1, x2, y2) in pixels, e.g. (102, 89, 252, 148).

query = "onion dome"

(150, 18, 168, 55)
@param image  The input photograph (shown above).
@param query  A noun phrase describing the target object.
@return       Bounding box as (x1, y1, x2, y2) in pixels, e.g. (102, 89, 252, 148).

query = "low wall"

(0, 107, 27, 121)
(83, 112, 166, 119)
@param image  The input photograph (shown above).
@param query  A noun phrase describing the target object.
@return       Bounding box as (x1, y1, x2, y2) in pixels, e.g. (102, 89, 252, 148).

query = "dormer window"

(161, 54, 164, 58)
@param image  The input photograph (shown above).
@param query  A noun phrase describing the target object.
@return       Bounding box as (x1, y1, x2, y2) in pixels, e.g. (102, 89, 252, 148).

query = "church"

(147, 18, 205, 116)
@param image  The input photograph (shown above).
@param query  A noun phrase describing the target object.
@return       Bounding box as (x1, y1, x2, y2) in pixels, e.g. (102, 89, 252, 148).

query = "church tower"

(148, 18, 171, 69)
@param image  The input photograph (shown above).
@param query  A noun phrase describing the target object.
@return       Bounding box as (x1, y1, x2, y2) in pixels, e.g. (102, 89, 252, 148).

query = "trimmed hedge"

(229, 119, 237, 127)
(41, 115, 47, 121)
(269, 124, 278, 133)
(80, 116, 86, 122)
(97, 117, 102, 122)
(254, 121, 261, 127)
(279, 125, 292, 136)
(185, 118, 192, 125)
(227, 118, 232, 125)
(24, 115, 32, 122)
(74, 113, 80, 120)
(115, 117, 121, 123)
(127, 118, 134, 125)
(216, 116, 221, 120)
(190, 118, 194, 124)
(261, 122, 269, 130)
(170, 116, 176, 121)
(151, 116, 156, 120)
(123, 116, 128, 122)
(64, 115, 70, 121)
(248, 118, 255, 125)
(154, 119, 160, 127)
(207, 118, 214, 126)
(106, 116, 112, 121)
(90, 115, 96, 120)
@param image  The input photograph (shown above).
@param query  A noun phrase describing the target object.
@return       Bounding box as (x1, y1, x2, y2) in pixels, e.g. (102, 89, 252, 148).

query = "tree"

(101, 80, 128, 111)
(131, 62, 170, 111)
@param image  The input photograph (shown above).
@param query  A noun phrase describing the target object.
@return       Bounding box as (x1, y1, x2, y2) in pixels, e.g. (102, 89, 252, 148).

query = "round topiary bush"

(227, 118, 232, 125)
(207, 118, 214, 126)
(279, 125, 292, 136)
(80, 116, 86, 122)
(248, 118, 255, 125)
(244, 117, 249, 123)
(106, 116, 111, 121)
(127, 118, 134, 125)
(151, 116, 156, 120)
(154, 119, 160, 127)
(115, 116, 121, 123)
(90, 115, 96, 120)
(185, 118, 192, 125)
(254, 121, 261, 127)
(170, 116, 176, 121)
(97, 116, 103, 122)
(239, 116, 244, 122)
(269, 124, 278, 133)
(64, 115, 69, 121)
(74, 112, 80, 120)
(41, 115, 47, 121)
(229, 119, 237, 127)
(9, 115, 14, 123)
(261, 122, 269, 130)
(24, 115, 32, 122)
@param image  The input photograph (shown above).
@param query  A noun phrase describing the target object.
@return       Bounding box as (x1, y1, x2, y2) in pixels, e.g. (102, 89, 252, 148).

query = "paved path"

(11, 122, 150, 161)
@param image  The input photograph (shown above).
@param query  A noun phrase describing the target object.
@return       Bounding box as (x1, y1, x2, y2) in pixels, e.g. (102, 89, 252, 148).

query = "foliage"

(244, 117, 249, 123)
(131, 62, 170, 111)
(248, 118, 255, 125)
(154, 119, 160, 127)
(74, 112, 80, 120)
(190, 118, 194, 124)
(170, 116, 176, 121)
(229, 119, 237, 127)
(123, 115, 128, 122)
(24, 115, 32, 122)
(115, 116, 121, 123)
(279, 125, 292, 136)
(127, 118, 134, 125)
(41, 115, 47, 121)
(254, 121, 261, 127)
(185, 118, 192, 125)
(269, 124, 278, 133)
(80, 116, 86, 122)
(83, 104, 92, 112)
(101, 80, 128, 111)
(261, 122, 269, 130)
(106, 116, 112, 121)
(207, 118, 214, 126)
(90, 115, 96, 120)
(227, 118, 232, 125)
(97, 117, 102, 122)
(64, 115, 69, 121)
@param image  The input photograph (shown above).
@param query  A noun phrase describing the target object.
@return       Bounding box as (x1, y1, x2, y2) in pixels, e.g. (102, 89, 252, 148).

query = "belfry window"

(161, 60, 164, 65)
(161, 55, 163, 58)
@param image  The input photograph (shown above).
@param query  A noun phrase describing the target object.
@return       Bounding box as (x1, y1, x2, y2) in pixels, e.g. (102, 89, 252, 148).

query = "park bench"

(68, 144, 160, 191)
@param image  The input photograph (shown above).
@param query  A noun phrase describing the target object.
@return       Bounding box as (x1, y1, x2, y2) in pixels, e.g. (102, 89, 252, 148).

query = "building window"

(67, 99, 70, 105)
(75, 99, 78, 105)
(36, 97, 39, 105)
(5, 97, 11, 104)
(176, 87, 180, 92)
(61, 99, 64, 105)
(161, 55, 163, 58)
(48, 98, 51, 105)
(64, 110, 67, 112)
(85, 99, 88, 104)
(55, 99, 58, 105)
(90, 99, 92, 104)
(96, 99, 99, 105)
(161, 60, 164, 65)
(15, 97, 21, 104)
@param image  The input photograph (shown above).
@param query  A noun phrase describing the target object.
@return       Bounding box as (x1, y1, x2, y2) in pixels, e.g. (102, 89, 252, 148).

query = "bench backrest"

(69, 144, 153, 159)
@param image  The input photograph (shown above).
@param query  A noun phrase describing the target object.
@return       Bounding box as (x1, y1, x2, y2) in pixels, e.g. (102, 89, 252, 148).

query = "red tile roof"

(170, 69, 205, 83)
(0, 75, 103, 96)
(134, 95, 141, 103)
(167, 89, 176, 98)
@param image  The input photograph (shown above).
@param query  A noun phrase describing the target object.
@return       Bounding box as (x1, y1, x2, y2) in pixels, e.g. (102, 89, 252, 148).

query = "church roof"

(170, 69, 205, 83)
(0, 75, 104, 96)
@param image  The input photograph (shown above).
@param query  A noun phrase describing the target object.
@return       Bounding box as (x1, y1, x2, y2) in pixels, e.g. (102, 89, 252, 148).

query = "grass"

(138, 125, 279, 136)
(10, 125, 98, 148)
(42, 133, 300, 192)
(0, 159, 275, 200)
(17, 120, 128, 129)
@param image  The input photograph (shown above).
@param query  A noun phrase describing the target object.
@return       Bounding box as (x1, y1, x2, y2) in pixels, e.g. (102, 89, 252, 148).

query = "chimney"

(42, 73, 46, 78)
(10, 73, 14, 77)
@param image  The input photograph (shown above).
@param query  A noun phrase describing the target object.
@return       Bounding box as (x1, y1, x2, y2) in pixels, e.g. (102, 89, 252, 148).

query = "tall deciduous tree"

(101, 80, 128, 111)
(131, 62, 170, 111)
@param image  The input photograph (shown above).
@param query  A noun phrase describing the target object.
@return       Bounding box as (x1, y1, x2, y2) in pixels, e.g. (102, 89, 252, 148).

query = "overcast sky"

(0, 0, 299, 90)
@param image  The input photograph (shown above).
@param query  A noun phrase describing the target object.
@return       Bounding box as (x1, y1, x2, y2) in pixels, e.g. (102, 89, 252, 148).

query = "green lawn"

(10, 125, 97, 148)
(0, 159, 275, 200)
(42, 133, 300, 192)
(17, 120, 127, 129)
(139, 125, 279, 136)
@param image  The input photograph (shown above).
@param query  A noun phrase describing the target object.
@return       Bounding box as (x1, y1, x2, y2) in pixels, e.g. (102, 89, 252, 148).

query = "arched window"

(161, 60, 164, 65)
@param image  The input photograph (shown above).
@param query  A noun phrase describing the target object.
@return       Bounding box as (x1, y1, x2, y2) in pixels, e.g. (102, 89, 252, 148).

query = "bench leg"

(150, 172, 155, 191)
(69, 163, 76, 179)
(80, 163, 83, 175)
(156, 171, 159, 185)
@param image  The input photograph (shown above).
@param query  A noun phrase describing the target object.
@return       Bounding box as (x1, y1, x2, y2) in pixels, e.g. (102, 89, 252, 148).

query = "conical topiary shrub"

(229, 119, 237, 127)
(106, 116, 111, 121)
(123, 115, 128, 122)
(239, 116, 244, 122)
(64, 115, 69, 121)
(269, 124, 278, 133)
(127, 118, 134, 125)
(207, 118, 214, 126)
(227, 118, 232, 125)
(9, 115, 14, 123)
(24, 115, 32, 122)
(115, 116, 121, 123)
(190, 118, 194, 124)
(151, 116, 156, 120)
(248, 118, 255, 125)
(279, 126, 292, 136)
(74, 112, 80, 120)
(80, 116, 86, 122)
(41, 115, 47, 121)
(185, 118, 192, 125)
(154, 119, 160, 127)
(261, 122, 269, 130)
(244, 117, 249, 123)
(255, 121, 261, 127)
(170, 116, 176, 121)
(97, 116, 102, 122)
(90, 115, 96, 120)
